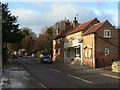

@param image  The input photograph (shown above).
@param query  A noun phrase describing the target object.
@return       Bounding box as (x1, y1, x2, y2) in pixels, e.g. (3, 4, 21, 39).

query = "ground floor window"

(105, 48, 109, 56)
(65, 48, 70, 58)
(75, 48, 81, 58)
(64, 46, 81, 59)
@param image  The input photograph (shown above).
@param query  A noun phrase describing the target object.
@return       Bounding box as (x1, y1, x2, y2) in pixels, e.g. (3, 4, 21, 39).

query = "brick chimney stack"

(56, 26, 60, 35)
(64, 19, 70, 30)
(73, 17, 78, 28)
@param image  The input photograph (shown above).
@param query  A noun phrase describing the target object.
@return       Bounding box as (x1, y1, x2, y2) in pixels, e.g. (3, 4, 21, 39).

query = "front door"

(75, 47, 80, 59)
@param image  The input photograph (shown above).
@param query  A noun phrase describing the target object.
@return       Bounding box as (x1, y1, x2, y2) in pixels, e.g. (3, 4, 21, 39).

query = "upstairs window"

(58, 48, 60, 54)
(76, 33, 79, 39)
(69, 35, 71, 41)
(58, 39, 60, 43)
(105, 48, 109, 56)
(54, 49, 55, 54)
(54, 40, 56, 45)
(104, 30, 111, 38)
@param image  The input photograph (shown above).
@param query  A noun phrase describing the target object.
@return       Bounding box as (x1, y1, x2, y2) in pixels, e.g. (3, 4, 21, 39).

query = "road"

(18, 57, 119, 89)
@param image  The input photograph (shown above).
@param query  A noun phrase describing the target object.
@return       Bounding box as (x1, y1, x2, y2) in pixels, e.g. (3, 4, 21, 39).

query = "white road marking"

(101, 74, 120, 79)
(40, 83, 47, 88)
(67, 74, 92, 84)
(50, 68, 61, 72)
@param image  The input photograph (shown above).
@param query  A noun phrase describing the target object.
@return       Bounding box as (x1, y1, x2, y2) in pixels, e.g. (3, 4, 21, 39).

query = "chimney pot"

(73, 17, 78, 28)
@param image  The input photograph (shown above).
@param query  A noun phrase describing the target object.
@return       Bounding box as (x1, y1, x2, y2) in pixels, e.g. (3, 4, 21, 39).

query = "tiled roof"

(83, 20, 107, 35)
(67, 18, 98, 35)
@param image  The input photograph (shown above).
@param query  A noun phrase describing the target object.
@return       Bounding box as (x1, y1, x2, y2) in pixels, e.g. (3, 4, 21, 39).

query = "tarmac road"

(18, 57, 119, 89)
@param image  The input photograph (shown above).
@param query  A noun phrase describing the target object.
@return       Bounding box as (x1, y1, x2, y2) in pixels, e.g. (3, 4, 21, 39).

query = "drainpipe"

(92, 43, 93, 68)
(81, 44, 83, 66)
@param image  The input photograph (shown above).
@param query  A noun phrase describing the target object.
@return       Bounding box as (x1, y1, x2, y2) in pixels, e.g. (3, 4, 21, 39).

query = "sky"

(5, 2, 118, 36)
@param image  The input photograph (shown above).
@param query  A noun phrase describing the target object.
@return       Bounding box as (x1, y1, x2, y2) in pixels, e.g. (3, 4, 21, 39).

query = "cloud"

(10, 3, 118, 35)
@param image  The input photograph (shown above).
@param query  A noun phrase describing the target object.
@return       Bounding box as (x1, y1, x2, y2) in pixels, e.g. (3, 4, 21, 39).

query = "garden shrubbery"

(111, 60, 120, 73)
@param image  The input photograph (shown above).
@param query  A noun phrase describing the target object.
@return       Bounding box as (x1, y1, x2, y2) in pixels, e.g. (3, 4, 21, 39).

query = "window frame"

(76, 33, 80, 39)
(58, 48, 60, 55)
(69, 35, 71, 41)
(54, 49, 56, 55)
(58, 38, 60, 44)
(105, 48, 109, 56)
(104, 30, 111, 38)
(54, 40, 56, 45)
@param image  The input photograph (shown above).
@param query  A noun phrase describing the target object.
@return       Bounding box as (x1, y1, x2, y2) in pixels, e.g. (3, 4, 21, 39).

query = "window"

(58, 39, 60, 43)
(76, 33, 79, 39)
(104, 30, 111, 38)
(54, 49, 56, 54)
(85, 49, 91, 58)
(54, 40, 56, 45)
(69, 35, 71, 41)
(58, 48, 60, 54)
(105, 48, 109, 56)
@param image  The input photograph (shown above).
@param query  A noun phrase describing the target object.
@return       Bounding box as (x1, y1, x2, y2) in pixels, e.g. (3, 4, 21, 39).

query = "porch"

(64, 39, 83, 66)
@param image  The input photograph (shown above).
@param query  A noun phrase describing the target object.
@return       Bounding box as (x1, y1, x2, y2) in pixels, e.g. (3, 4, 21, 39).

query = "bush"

(36, 51, 42, 54)
(111, 60, 120, 73)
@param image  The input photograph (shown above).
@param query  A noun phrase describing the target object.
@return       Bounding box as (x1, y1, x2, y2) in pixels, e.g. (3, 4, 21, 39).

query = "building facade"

(53, 17, 119, 68)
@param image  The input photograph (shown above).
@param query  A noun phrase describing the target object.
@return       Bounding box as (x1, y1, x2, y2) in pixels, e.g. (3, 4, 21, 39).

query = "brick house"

(53, 17, 119, 68)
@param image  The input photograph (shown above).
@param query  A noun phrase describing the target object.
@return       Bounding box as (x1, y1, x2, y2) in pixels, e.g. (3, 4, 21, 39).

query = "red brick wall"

(82, 34, 95, 68)
(95, 21, 118, 67)
(53, 38, 64, 62)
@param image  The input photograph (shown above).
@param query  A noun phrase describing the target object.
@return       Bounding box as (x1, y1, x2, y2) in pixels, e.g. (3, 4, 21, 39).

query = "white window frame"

(58, 39, 60, 43)
(58, 48, 60, 54)
(69, 35, 71, 41)
(54, 49, 56, 54)
(76, 33, 79, 39)
(104, 30, 111, 38)
(54, 40, 56, 45)
(105, 48, 109, 56)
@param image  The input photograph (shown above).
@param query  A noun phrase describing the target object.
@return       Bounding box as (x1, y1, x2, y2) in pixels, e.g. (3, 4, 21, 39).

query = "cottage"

(53, 17, 119, 68)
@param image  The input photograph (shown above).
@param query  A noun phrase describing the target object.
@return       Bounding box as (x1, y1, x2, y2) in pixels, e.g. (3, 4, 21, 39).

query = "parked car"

(40, 56, 52, 63)
(13, 54, 18, 59)
(19, 54, 23, 57)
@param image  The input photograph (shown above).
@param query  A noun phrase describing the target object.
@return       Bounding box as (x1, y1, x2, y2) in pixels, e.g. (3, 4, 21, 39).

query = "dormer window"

(104, 30, 111, 38)
(58, 39, 60, 43)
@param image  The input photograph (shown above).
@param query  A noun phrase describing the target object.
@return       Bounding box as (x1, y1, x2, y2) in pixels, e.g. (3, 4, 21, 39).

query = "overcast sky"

(7, 2, 118, 35)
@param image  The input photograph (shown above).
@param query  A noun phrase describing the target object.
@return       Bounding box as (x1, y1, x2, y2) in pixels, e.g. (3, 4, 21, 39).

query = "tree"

(45, 27, 53, 36)
(2, 3, 21, 43)
(21, 35, 34, 53)
(2, 3, 22, 63)
(7, 43, 19, 52)
(33, 33, 53, 55)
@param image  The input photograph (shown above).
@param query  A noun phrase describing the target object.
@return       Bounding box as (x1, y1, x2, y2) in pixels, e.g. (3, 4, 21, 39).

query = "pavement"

(17, 56, 120, 88)
(2, 57, 45, 89)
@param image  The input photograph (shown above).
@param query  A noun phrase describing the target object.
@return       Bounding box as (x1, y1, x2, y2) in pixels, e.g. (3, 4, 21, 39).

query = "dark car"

(40, 56, 52, 63)
(19, 54, 23, 57)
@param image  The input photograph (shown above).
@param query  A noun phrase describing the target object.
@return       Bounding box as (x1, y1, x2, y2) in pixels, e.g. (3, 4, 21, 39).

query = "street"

(17, 57, 119, 89)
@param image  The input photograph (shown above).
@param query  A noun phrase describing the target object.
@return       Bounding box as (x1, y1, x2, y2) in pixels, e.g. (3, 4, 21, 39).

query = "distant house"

(53, 17, 119, 68)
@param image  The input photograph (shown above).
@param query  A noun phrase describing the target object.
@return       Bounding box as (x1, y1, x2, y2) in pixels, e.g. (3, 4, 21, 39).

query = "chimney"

(64, 19, 70, 30)
(73, 17, 78, 28)
(113, 26, 115, 29)
(56, 26, 60, 35)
